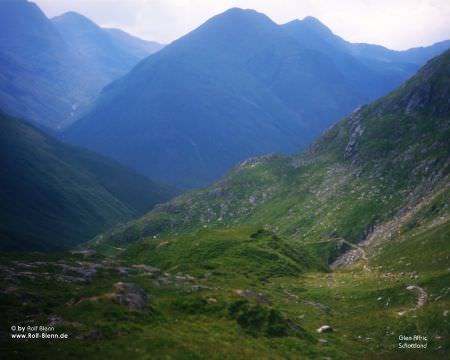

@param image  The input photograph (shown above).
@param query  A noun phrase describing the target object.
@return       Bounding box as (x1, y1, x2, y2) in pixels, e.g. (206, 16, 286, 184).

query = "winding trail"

(407, 285, 428, 309)
(398, 285, 427, 316)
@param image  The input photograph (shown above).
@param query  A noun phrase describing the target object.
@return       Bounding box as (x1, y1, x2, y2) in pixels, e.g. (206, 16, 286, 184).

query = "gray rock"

(186, 285, 213, 293)
(117, 267, 129, 277)
(48, 315, 64, 327)
(60, 264, 96, 279)
(153, 277, 172, 286)
(234, 289, 272, 305)
(114, 282, 148, 311)
(56, 275, 87, 283)
(132, 264, 161, 276)
(317, 325, 333, 333)
(202, 272, 213, 280)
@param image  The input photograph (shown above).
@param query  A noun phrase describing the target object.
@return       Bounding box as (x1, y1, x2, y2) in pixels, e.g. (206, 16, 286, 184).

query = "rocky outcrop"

(234, 289, 272, 305)
(344, 110, 364, 160)
(114, 282, 148, 311)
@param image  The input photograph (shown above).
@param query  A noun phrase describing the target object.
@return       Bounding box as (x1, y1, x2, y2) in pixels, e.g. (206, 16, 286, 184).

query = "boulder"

(317, 325, 333, 333)
(114, 282, 148, 311)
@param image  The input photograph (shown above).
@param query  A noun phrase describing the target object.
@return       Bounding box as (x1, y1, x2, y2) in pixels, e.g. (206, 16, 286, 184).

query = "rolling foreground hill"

(0, 112, 174, 251)
(66, 8, 449, 188)
(0, 0, 163, 130)
(1, 51, 448, 358)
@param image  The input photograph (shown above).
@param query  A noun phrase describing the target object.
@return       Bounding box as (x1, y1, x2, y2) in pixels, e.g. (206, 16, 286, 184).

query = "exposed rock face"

(344, 110, 364, 160)
(114, 282, 148, 311)
(330, 248, 364, 269)
(60, 263, 98, 279)
(234, 289, 272, 305)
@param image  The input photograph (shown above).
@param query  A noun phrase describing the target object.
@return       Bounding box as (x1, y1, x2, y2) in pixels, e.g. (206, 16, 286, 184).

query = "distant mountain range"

(283, 16, 450, 66)
(65, 8, 450, 188)
(0, 0, 163, 130)
(0, 111, 174, 251)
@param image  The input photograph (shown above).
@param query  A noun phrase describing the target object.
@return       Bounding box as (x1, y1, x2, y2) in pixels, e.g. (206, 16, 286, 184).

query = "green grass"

(2, 212, 449, 359)
(121, 227, 325, 283)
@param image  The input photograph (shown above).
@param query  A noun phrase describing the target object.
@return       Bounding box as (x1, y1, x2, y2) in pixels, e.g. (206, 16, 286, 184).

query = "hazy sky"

(35, 0, 450, 50)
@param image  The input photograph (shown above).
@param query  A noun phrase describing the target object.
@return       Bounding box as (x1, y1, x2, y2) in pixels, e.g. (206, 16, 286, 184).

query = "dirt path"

(398, 285, 427, 316)
(407, 285, 428, 309)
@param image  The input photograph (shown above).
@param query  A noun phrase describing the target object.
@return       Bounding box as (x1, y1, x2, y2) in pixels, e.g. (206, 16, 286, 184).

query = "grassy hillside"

(1, 218, 448, 359)
(0, 112, 174, 251)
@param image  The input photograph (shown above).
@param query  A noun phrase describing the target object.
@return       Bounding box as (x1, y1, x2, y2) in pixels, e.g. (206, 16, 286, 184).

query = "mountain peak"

(161, 6, 281, 62)
(283, 16, 332, 35)
(221, 7, 264, 17)
(300, 16, 333, 34)
(302, 16, 324, 24)
(52, 11, 98, 29)
(202, 7, 275, 30)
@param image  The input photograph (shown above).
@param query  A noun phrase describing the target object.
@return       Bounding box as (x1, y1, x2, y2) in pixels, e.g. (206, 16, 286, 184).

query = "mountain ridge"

(66, 7, 449, 188)
(65, 8, 443, 188)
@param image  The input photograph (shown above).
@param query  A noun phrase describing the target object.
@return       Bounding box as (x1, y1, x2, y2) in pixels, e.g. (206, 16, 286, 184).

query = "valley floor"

(1, 247, 448, 359)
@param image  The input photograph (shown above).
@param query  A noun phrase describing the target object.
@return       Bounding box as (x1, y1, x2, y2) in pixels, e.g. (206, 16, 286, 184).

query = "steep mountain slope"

(92, 49, 450, 264)
(0, 111, 174, 251)
(66, 8, 449, 188)
(0, 0, 161, 130)
(51, 11, 163, 98)
(0, 0, 80, 129)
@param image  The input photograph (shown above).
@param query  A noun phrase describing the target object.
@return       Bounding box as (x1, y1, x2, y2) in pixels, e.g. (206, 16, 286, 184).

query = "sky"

(34, 0, 450, 50)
